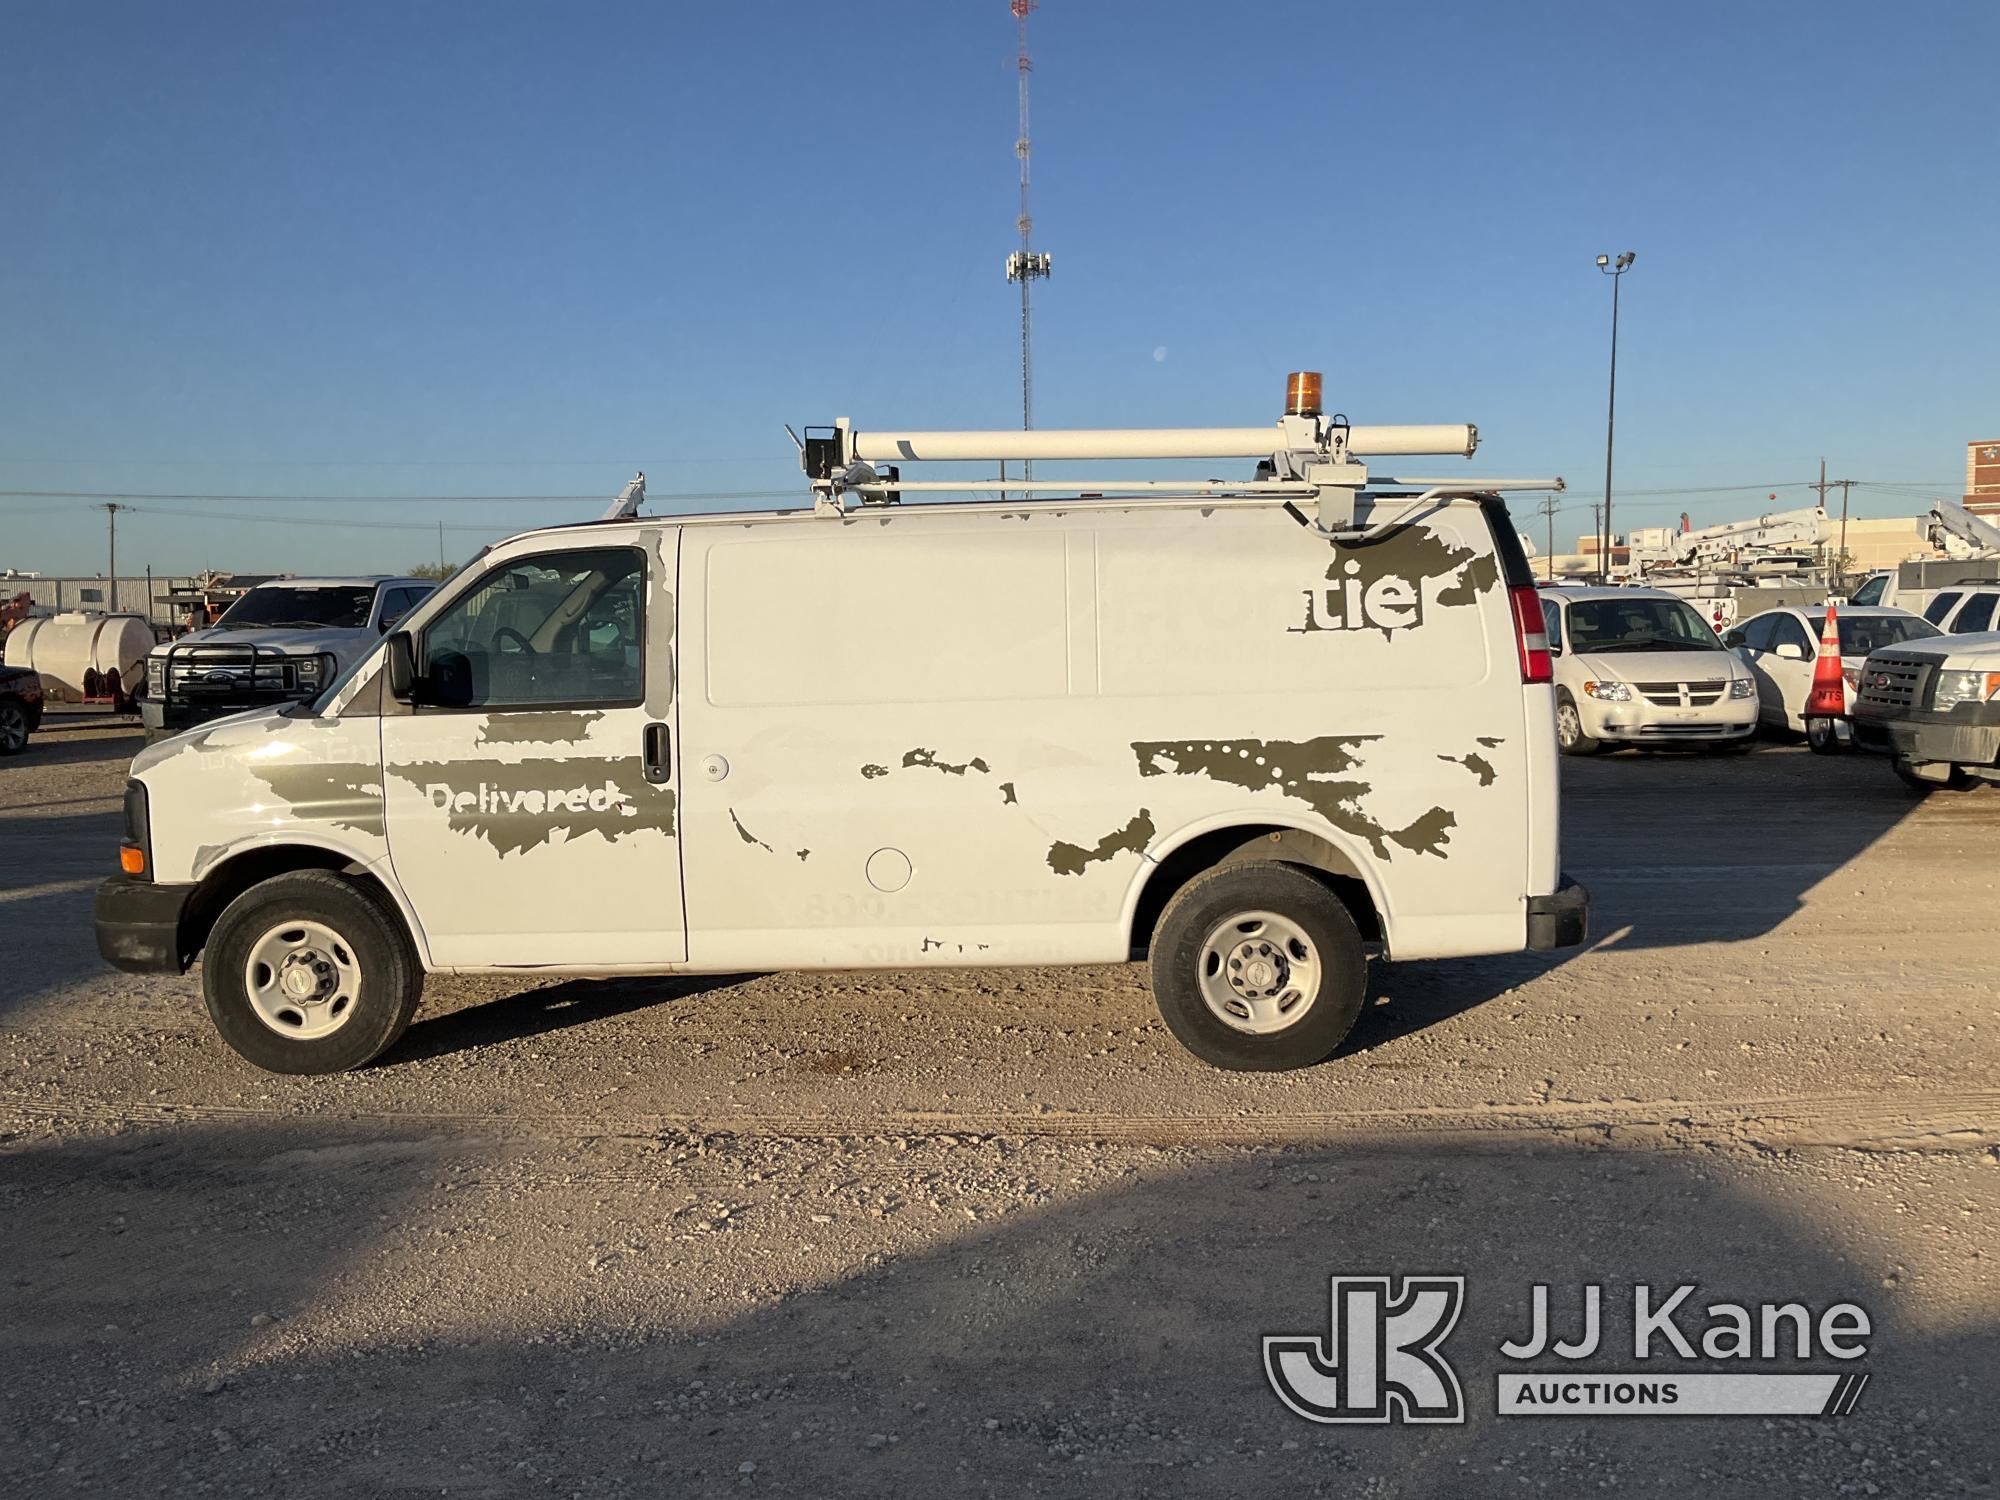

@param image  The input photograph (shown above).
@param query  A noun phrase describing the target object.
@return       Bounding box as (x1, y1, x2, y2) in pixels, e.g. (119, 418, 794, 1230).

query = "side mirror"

(385, 631, 416, 702)
(1722, 630, 1746, 648)
(1774, 641, 1807, 662)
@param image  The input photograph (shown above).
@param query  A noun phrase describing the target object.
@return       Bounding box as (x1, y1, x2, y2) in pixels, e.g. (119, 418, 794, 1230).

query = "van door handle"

(643, 722, 672, 784)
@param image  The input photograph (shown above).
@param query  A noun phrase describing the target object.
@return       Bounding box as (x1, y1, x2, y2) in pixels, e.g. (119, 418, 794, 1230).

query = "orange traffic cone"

(1806, 602, 1847, 718)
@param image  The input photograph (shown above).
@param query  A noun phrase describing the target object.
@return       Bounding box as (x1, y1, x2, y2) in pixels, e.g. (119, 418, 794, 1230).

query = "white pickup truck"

(141, 576, 436, 743)
(1850, 631, 2000, 793)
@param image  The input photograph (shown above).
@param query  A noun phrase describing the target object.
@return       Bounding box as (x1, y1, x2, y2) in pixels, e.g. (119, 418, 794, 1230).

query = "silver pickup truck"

(1851, 630, 2000, 793)
(141, 576, 435, 743)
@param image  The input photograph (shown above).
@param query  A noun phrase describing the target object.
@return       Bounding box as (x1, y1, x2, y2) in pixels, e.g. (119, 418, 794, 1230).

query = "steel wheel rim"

(1556, 701, 1581, 748)
(0, 703, 23, 751)
(242, 918, 362, 1041)
(1195, 909, 1321, 1035)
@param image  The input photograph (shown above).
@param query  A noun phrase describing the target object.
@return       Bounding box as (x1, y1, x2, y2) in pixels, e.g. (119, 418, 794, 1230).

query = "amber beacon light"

(1285, 371, 1323, 418)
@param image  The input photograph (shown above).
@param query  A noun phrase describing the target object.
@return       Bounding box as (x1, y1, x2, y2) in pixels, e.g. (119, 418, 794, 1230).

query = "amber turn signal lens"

(119, 845, 146, 876)
(1285, 371, 1323, 417)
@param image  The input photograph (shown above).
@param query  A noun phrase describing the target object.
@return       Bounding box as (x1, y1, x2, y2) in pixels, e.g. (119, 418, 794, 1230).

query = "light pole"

(1595, 251, 1635, 584)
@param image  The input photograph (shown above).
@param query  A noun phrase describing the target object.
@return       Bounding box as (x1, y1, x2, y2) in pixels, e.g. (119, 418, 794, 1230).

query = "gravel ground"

(2, 709, 1996, 1497)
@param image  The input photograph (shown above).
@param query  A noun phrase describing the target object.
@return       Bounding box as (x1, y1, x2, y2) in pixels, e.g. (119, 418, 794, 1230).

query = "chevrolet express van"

(96, 406, 1587, 1074)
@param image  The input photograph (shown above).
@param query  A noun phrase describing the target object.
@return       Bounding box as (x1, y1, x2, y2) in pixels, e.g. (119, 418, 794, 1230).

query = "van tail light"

(1509, 585, 1552, 684)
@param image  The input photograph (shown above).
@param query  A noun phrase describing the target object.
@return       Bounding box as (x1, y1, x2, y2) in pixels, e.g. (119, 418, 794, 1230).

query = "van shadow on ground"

(394, 973, 763, 1062)
(1, 1118, 1990, 1497)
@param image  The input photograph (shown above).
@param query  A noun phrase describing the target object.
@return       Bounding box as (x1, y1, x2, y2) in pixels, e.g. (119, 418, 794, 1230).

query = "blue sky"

(3, 0, 1994, 576)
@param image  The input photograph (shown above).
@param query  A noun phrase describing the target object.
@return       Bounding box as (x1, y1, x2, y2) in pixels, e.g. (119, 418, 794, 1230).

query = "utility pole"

(1536, 496, 1562, 580)
(1004, 0, 1052, 485)
(1809, 460, 1854, 588)
(1588, 502, 1602, 576)
(1837, 479, 1853, 587)
(1594, 251, 1635, 584)
(438, 520, 446, 572)
(104, 502, 122, 611)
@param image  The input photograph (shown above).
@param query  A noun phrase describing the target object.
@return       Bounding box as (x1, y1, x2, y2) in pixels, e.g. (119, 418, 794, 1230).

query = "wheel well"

(1128, 825, 1383, 957)
(181, 846, 406, 967)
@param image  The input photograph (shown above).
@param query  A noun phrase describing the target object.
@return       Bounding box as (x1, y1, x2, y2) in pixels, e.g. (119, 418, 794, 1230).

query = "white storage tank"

(3, 611, 154, 704)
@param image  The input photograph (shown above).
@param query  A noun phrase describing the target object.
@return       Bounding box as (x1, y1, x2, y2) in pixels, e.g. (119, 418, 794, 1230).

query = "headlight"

(1729, 677, 1755, 700)
(145, 657, 165, 697)
(1930, 670, 2000, 712)
(1583, 680, 1631, 702)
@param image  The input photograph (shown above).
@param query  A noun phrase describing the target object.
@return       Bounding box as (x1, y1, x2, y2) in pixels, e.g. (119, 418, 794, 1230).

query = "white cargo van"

(96, 384, 1587, 1074)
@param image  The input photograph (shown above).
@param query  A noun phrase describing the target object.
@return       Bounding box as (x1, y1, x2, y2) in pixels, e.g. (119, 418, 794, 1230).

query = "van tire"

(1805, 717, 1844, 754)
(1148, 861, 1367, 1071)
(201, 871, 424, 1075)
(1555, 692, 1601, 756)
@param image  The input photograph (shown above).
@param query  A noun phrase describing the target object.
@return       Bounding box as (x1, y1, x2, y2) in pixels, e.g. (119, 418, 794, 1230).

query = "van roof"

(493, 489, 1501, 550)
(1543, 586, 1689, 603)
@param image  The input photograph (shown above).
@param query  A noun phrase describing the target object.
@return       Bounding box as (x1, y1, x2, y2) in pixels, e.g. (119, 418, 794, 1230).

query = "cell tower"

(1005, 0, 1051, 476)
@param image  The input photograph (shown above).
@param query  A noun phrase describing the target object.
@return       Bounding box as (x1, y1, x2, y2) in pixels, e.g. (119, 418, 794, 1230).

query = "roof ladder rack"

(798, 373, 1561, 532)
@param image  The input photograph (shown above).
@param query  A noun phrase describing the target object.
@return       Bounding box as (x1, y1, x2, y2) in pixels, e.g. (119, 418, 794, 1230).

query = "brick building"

(1968, 439, 2000, 519)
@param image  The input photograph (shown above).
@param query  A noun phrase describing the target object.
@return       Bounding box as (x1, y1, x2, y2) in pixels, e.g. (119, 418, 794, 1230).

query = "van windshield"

(1566, 597, 1722, 652)
(217, 585, 376, 631)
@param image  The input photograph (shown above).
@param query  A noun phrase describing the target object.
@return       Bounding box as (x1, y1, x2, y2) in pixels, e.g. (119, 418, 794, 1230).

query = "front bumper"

(1578, 696, 1758, 743)
(1527, 876, 1590, 952)
(1851, 700, 2000, 769)
(95, 877, 197, 974)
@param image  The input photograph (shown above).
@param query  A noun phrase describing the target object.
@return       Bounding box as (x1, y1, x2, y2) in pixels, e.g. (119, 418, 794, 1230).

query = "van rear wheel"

(1149, 861, 1367, 1071)
(201, 871, 423, 1074)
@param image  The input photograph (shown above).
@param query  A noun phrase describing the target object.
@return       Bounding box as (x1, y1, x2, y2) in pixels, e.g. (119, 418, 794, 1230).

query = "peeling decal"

(1437, 752, 1498, 787)
(902, 747, 990, 777)
(796, 848, 810, 862)
(1476, 735, 1505, 749)
(1434, 552, 1500, 607)
(861, 764, 890, 779)
(1047, 808, 1156, 876)
(474, 711, 606, 747)
(385, 755, 675, 857)
(244, 761, 387, 838)
(999, 781, 1018, 805)
(1288, 524, 1498, 638)
(729, 809, 774, 853)
(1132, 737, 1455, 860)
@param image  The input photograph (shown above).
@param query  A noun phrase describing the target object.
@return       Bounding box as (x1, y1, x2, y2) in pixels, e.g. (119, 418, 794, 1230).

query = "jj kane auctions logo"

(1266, 1278, 1872, 1423)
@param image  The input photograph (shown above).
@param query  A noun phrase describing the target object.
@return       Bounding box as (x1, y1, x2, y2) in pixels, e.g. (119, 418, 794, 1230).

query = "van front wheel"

(1149, 861, 1367, 1071)
(201, 871, 423, 1074)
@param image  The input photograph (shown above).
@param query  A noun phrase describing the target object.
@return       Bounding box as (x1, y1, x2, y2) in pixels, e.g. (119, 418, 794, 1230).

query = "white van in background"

(1539, 586, 1758, 755)
(95, 390, 1587, 1075)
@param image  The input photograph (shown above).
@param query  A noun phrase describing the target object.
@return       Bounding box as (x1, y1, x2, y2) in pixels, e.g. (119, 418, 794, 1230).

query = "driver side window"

(419, 547, 645, 710)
